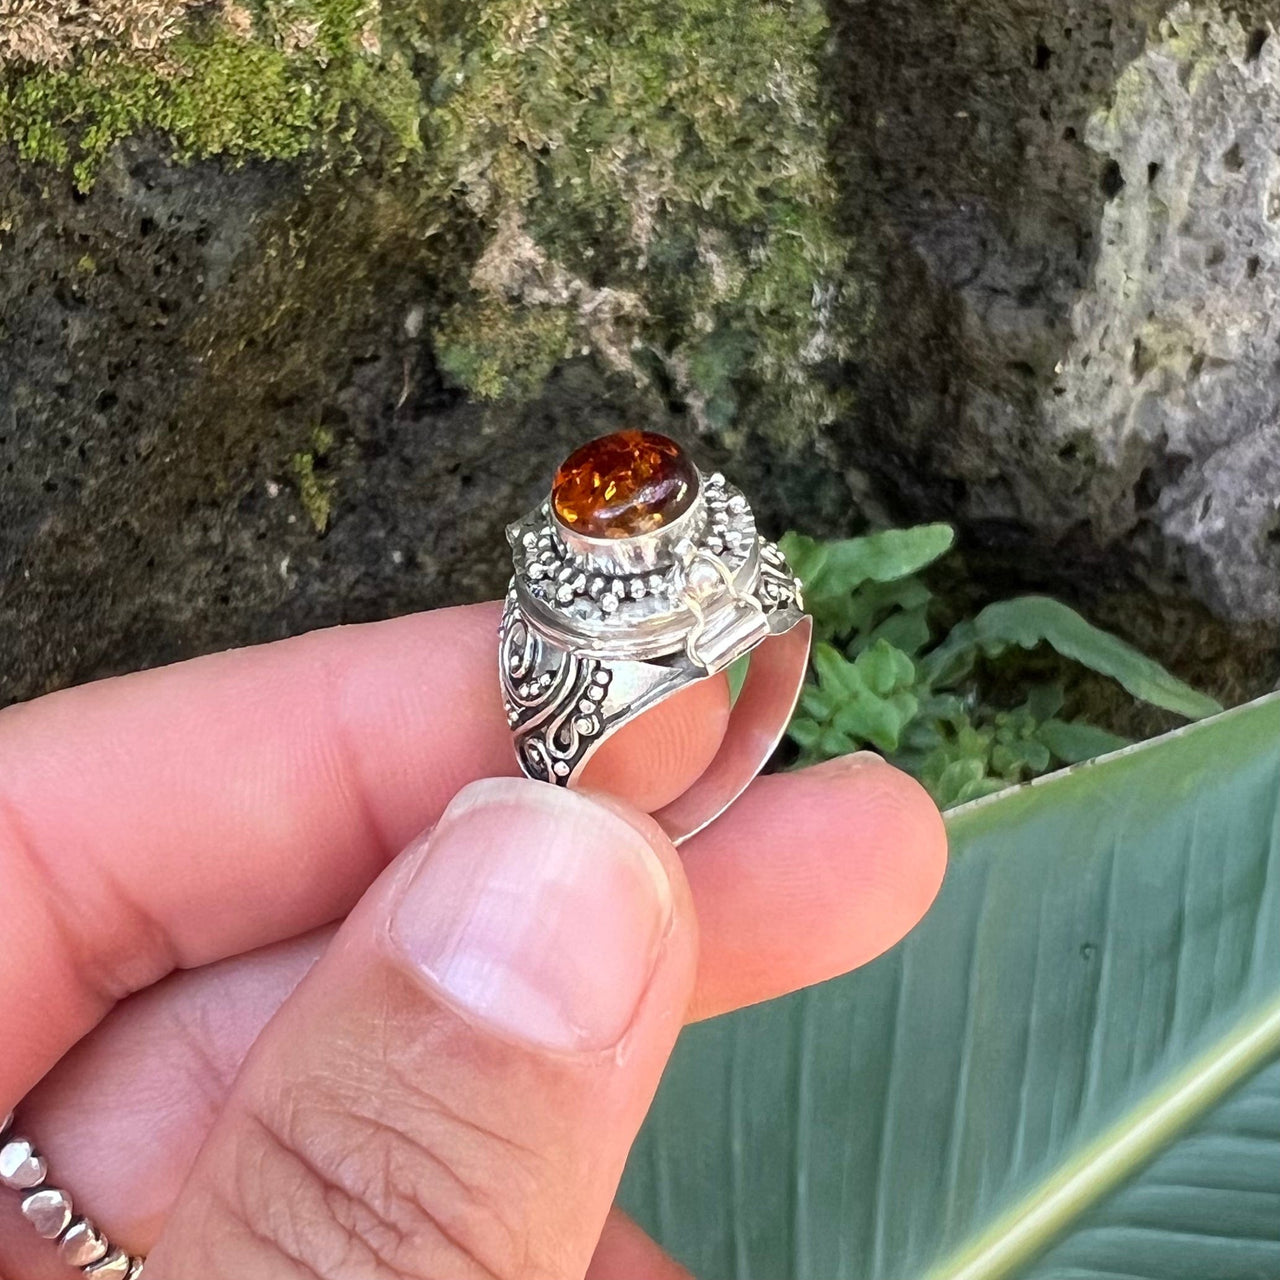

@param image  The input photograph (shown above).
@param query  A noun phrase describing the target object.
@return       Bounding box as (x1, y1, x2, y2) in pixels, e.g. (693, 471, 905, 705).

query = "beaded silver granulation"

(1, 1111, 145, 1277)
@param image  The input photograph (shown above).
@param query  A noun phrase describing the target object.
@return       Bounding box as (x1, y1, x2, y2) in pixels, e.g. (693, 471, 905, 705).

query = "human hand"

(0, 602, 946, 1279)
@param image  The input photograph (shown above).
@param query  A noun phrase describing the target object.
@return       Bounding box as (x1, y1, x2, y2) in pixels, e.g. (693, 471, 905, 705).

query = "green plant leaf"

(844, 578, 935, 654)
(832, 688, 918, 755)
(970, 596, 1224, 721)
(990, 735, 1051, 776)
(793, 642, 921, 756)
(915, 691, 970, 727)
(726, 654, 751, 705)
(1036, 718, 1130, 764)
(856, 606, 933, 659)
(917, 617, 980, 688)
(786, 715, 823, 750)
(856, 639, 916, 697)
(929, 756, 1005, 808)
(811, 642, 866, 700)
(796, 685, 837, 721)
(782, 526, 954, 640)
(782, 525, 955, 593)
(1024, 683, 1065, 724)
(621, 694, 1280, 1279)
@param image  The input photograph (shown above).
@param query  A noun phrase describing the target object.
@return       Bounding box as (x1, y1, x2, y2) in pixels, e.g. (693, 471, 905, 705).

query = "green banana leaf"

(620, 693, 1280, 1278)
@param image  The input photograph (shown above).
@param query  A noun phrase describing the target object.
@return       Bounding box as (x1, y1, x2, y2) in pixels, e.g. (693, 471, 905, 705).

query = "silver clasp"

(679, 550, 770, 673)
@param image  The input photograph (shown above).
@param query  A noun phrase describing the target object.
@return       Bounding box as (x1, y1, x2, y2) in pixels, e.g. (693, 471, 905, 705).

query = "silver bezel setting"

(505, 468, 790, 663)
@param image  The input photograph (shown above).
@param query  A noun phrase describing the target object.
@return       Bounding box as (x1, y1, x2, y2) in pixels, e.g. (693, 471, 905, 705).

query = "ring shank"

(504, 608, 812, 845)
(647, 616, 812, 843)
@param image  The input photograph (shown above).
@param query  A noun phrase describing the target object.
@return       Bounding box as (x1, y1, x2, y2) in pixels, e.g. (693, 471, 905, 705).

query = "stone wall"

(834, 1, 1280, 626)
(1, 0, 1276, 706)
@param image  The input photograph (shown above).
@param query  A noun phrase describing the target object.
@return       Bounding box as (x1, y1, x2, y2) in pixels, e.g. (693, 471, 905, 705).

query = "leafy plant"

(622, 693, 1280, 1279)
(783, 526, 1222, 806)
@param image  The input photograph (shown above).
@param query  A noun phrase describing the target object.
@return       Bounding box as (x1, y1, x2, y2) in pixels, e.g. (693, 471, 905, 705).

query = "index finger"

(0, 603, 727, 1106)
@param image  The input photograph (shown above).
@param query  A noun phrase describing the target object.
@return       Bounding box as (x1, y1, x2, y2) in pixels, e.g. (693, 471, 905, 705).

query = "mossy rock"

(1, 0, 1278, 706)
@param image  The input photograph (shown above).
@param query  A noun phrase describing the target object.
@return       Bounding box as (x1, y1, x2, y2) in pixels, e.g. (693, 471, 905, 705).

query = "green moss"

(0, 1, 421, 189)
(415, 0, 856, 439)
(3, 0, 856, 444)
(435, 300, 575, 402)
(291, 425, 337, 532)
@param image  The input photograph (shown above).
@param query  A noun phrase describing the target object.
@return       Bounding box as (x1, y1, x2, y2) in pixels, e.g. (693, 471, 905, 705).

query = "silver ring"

(1, 1111, 145, 1276)
(499, 430, 812, 844)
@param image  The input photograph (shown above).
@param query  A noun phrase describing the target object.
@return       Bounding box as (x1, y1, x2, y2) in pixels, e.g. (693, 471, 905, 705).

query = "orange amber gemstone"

(552, 430, 698, 539)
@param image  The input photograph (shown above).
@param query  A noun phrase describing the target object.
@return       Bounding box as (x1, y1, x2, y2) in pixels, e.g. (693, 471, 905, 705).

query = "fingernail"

(388, 778, 673, 1053)
(804, 750, 886, 779)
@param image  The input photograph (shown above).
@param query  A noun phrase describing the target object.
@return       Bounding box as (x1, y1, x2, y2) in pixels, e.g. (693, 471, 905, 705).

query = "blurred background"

(1, 0, 1276, 716)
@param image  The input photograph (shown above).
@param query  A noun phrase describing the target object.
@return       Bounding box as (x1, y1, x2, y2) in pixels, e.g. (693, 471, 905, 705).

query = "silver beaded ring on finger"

(1, 1111, 145, 1277)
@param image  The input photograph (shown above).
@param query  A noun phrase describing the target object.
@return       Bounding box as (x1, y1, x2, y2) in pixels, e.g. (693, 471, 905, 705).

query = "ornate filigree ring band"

(500, 430, 812, 843)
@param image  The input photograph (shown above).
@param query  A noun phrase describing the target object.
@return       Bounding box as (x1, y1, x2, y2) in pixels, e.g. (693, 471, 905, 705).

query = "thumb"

(146, 778, 696, 1280)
